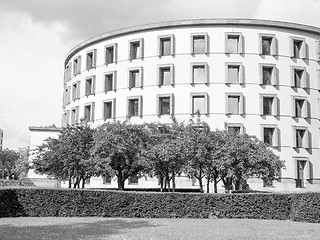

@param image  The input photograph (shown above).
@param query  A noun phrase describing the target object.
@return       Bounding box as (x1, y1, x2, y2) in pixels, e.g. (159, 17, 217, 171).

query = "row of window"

(62, 63, 320, 107)
(64, 32, 320, 82)
(64, 93, 312, 121)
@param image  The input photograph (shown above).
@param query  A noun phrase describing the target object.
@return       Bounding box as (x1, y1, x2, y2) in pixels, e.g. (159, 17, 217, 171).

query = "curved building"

(62, 19, 320, 192)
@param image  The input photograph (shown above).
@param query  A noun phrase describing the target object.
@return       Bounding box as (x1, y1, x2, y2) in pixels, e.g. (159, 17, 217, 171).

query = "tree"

(216, 131, 285, 193)
(13, 147, 30, 179)
(0, 149, 20, 179)
(91, 121, 149, 190)
(183, 120, 212, 193)
(32, 124, 95, 188)
(142, 121, 187, 192)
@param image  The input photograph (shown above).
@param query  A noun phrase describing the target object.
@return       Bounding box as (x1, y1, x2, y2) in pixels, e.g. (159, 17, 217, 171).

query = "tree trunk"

(117, 176, 125, 190)
(159, 175, 164, 192)
(206, 176, 210, 193)
(198, 175, 204, 193)
(81, 176, 85, 189)
(213, 177, 218, 193)
(172, 173, 176, 192)
(68, 176, 72, 188)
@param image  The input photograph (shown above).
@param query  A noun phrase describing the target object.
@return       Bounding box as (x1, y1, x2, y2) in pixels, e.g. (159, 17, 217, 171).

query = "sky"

(0, 0, 320, 150)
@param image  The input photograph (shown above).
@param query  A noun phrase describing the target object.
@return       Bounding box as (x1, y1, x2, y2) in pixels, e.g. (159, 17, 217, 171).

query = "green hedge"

(1, 188, 319, 223)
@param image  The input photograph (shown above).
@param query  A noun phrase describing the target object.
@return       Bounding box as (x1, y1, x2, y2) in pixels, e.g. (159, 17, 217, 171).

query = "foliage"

(3, 188, 320, 224)
(142, 121, 188, 192)
(0, 149, 20, 179)
(13, 147, 30, 179)
(91, 121, 149, 190)
(32, 124, 95, 188)
(216, 131, 285, 192)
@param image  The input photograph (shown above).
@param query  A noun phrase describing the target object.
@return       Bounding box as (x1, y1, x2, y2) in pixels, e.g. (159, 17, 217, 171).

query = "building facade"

(0, 129, 3, 151)
(62, 19, 320, 192)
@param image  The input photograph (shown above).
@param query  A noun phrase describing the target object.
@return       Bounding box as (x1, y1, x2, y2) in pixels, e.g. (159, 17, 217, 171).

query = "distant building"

(27, 126, 61, 187)
(0, 129, 3, 151)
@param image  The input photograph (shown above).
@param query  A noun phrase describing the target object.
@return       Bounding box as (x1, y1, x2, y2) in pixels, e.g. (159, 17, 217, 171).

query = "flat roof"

(65, 18, 320, 65)
(29, 126, 62, 132)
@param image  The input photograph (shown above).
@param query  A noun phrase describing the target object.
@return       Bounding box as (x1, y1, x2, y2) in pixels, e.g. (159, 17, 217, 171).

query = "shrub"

(0, 188, 319, 223)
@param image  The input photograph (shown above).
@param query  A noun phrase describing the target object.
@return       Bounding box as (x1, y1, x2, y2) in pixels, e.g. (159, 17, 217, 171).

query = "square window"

(71, 107, 79, 125)
(296, 160, 306, 188)
(296, 129, 305, 148)
(228, 126, 241, 134)
(105, 72, 116, 92)
(262, 37, 272, 55)
(129, 68, 142, 89)
(72, 81, 80, 100)
(73, 56, 81, 76)
(263, 97, 273, 115)
(159, 97, 170, 115)
(105, 44, 117, 64)
(290, 37, 306, 59)
(84, 105, 92, 122)
(192, 65, 206, 84)
(192, 36, 205, 54)
(159, 36, 173, 56)
(191, 95, 206, 115)
(295, 99, 304, 117)
(263, 127, 274, 145)
(85, 76, 95, 96)
(103, 101, 113, 120)
(225, 33, 243, 54)
(228, 65, 240, 83)
(128, 97, 141, 117)
(263, 67, 273, 85)
(129, 39, 143, 60)
(159, 67, 171, 86)
(227, 95, 240, 114)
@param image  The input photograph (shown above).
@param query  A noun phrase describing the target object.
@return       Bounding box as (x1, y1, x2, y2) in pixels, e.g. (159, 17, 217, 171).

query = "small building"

(28, 126, 61, 187)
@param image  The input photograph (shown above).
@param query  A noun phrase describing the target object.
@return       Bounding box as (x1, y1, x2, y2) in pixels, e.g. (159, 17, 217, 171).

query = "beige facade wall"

(61, 19, 320, 192)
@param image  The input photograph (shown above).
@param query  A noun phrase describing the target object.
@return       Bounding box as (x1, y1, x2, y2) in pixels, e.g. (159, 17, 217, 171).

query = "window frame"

(157, 64, 174, 86)
(158, 34, 175, 57)
(73, 56, 81, 76)
(128, 38, 144, 60)
(225, 123, 244, 134)
(290, 37, 307, 59)
(290, 66, 307, 88)
(190, 93, 208, 115)
(259, 63, 278, 86)
(291, 96, 308, 118)
(191, 62, 209, 85)
(294, 157, 310, 188)
(104, 71, 117, 92)
(128, 67, 143, 89)
(225, 32, 243, 54)
(258, 34, 277, 56)
(85, 75, 96, 96)
(105, 43, 118, 65)
(225, 62, 244, 84)
(292, 126, 309, 149)
(127, 96, 142, 118)
(260, 124, 279, 147)
(83, 102, 95, 122)
(70, 106, 80, 125)
(103, 98, 116, 120)
(156, 94, 174, 116)
(225, 93, 244, 115)
(259, 94, 278, 116)
(190, 33, 209, 55)
(86, 49, 97, 70)
(72, 81, 80, 101)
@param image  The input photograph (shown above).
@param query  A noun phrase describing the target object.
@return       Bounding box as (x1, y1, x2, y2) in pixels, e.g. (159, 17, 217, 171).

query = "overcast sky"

(0, 0, 320, 150)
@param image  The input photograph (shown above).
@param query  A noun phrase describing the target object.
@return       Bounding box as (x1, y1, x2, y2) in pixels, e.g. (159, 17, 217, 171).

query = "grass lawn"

(0, 217, 319, 240)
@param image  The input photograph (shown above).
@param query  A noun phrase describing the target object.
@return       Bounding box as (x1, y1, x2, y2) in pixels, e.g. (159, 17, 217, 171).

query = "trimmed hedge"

(0, 188, 319, 223)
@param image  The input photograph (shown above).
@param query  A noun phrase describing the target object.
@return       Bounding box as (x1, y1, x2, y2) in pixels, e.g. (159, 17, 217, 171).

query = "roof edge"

(65, 18, 320, 66)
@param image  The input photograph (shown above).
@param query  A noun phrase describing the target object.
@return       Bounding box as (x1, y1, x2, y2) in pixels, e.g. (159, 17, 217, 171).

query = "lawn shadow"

(0, 218, 155, 240)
